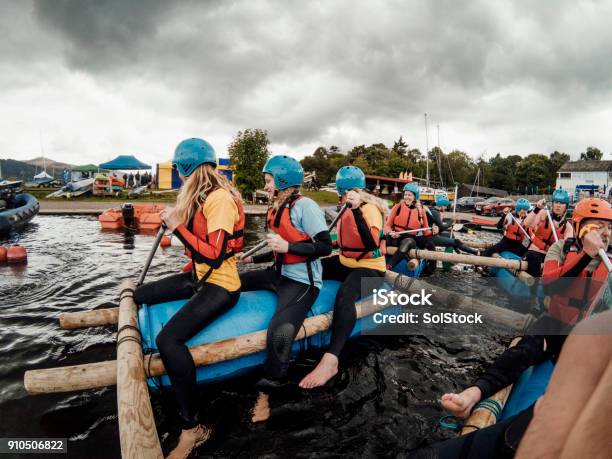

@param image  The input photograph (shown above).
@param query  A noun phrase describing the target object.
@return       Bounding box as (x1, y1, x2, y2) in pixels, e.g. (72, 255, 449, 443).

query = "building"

(556, 160, 612, 200)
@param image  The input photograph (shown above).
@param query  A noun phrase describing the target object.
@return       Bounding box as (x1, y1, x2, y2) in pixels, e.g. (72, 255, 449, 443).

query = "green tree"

(392, 136, 408, 156)
(580, 146, 603, 161)
(515, 154, 553, 193)
(228, 128, 270, 200)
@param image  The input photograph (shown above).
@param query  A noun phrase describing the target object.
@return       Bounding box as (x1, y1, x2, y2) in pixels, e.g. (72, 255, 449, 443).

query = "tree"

(228, 128, 270, 200)
(580, 146, 603, 161)
(392, 136, 408, 156)
(515, 154, 553, 192)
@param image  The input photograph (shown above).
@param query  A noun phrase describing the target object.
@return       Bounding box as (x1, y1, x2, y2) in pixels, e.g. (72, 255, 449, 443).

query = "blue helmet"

(435, 194, 450, 207)
(173, 138, 217, 177)
(336, 166, 366, 196)
(552, 189, 570, 205)
(403, 182, 420, 200)
(262, 155, 304, 190)
(515, 198, 530, 212)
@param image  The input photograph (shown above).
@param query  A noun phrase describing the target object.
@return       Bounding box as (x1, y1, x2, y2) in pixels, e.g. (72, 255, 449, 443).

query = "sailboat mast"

(424, 113, 429, 187)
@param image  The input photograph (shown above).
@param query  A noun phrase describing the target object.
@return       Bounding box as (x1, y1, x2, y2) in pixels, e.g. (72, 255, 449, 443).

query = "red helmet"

(573, 198, 612, 235)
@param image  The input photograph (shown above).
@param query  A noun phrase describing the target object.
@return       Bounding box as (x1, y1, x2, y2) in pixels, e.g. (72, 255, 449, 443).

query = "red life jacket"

(546, 243, 610, 325)
(184, 193, 245, 278)
(529, 216, 564, 251)
(266, 194, 312, 265)
(391, 202, 432, 236)
(504, 214, 525, 241)
(337, 205, 385, 260)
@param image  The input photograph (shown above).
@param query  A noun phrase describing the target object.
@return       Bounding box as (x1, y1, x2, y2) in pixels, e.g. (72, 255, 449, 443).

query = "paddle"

(544, 207, 560, 243)
(390, 227, 434, 237)
(137, 224, 167, 286)
(508, 213, 532, 241)
(241, 202, 352, 259)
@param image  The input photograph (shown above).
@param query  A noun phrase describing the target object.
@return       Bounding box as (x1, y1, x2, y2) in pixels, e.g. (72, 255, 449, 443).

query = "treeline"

(301, 140, 606, 194)
(227, 129, 606, 199)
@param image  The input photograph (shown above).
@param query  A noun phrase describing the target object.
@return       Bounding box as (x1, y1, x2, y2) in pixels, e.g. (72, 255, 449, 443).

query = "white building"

(556, 160, 612, 199)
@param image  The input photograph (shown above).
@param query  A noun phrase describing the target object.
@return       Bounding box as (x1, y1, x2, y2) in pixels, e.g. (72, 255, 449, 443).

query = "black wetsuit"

(322, 255, 385, 356)
(134, 271, 239, 429)
(428, 208, 479, 256)
(482, 214, 527, 258)
(415, 316, 568, 459)
(240, 230, 332, 386)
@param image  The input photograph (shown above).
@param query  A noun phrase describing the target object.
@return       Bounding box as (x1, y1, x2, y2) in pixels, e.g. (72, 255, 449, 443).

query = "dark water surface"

(0, 216, 510, 458)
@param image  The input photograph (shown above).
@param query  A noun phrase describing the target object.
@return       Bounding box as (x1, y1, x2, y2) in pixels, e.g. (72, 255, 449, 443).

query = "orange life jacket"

(337, 205, 385, 260)
(529, 216, 564, 251)
(184, 194, 245, 279)
(504, 214, 525, 241)
(391, 202, 432, 236)
(266, 194, 312, 265)
(546, 243, 610, 325)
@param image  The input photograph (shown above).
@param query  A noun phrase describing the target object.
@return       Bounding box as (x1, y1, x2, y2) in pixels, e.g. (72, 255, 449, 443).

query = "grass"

(301, 190, 339, 205)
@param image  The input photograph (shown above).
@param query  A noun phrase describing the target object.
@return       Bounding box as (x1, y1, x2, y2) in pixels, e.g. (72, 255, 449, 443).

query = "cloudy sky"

(2, 0, 612, 166)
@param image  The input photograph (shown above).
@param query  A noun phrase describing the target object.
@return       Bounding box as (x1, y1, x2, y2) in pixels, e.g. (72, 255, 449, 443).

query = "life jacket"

(546, 240, 610, 325)
(529, 216, 565, 251)
(185, 192, 245, 282)
(337, 204, 385, 260)
(391, 202, 432, 236)
(504, 214, 525, 241)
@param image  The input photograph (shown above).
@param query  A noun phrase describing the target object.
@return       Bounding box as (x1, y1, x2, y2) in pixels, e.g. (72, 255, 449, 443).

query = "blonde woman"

(134, 138, 244, 459)
(299, 165, 388, 389)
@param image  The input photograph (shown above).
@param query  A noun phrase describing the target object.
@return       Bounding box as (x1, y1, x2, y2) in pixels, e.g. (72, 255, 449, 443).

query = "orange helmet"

(573, 198, 612, 234)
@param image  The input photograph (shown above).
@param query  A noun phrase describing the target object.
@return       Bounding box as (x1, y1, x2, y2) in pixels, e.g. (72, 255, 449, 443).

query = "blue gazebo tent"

(99, 155, 151, 170)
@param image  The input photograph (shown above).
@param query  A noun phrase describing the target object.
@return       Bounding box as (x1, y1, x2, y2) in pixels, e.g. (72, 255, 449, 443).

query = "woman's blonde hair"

(273, 186, 300, 209)
(175, 163, 243, 224)
(358, 189, 390, 219)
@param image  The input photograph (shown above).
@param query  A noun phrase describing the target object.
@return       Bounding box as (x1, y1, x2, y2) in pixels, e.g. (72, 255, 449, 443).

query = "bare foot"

(299, 352, 339, 389)
(440, 386, 482, 419)
(251, 392, 270, 423)
(166, 424, 212, 459)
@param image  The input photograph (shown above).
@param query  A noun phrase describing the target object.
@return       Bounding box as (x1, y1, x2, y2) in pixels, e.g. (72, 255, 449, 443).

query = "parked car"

(475, 196, 502, 214)
(455, 196, 486, 212)
(481, 198, 517, 216)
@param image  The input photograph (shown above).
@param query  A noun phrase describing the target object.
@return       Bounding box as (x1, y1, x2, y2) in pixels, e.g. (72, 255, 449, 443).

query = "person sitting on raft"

(434, 197, 612, 458)
(385, 182, 437, 275)
(522, 189, 573, 277)
(427, 194, 479, 256)
(134, 138, 245, 459)
(299, 165, 388, 389)
(481, 197, 531, 258)
(237, 155, 332, 414)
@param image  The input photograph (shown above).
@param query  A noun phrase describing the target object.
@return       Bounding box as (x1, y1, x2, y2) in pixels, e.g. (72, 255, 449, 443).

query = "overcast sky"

(2, 0, 611, 166)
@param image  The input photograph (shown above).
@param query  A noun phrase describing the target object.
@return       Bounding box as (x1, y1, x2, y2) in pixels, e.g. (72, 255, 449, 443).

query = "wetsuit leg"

(427, 405, 534, 459)
(263, 277, 319, 381)
(155, 283, 239, 429)
(326, 266, 385, 356)
(525, 250, 545, 277)
(134, 272, 195, 305)
(482, 237, 525, 258)
(415, 235, 437, 274)
(239, 266, 278, 292)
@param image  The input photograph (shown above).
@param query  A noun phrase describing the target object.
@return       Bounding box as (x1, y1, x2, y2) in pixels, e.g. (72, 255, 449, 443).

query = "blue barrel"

(501, 361, 554, 420)
(138, 280, 399, 389)
(490, 251, 543, 300)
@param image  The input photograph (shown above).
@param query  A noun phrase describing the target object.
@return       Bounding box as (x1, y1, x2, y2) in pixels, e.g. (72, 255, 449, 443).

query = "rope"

(473, 398, 503, 421)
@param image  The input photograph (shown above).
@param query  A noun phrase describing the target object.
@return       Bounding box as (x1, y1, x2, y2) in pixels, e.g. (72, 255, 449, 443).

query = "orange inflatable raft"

(99, 203, 165, 231)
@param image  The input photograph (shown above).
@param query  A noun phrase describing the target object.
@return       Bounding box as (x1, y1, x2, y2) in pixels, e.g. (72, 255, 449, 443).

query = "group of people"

(131, 137, 611, 458)
(122, 170, 152, 188)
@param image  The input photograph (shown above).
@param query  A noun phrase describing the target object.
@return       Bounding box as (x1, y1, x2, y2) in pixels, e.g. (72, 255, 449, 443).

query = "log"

(491, 254, 535, 287)
(59, 307, 119, 329)
(386, 247, 528, 270)
(24, 271, 530, 395)
(407, 258, 420, 270)
(115, 281, 163, 459)
(460, 337, 522, 435)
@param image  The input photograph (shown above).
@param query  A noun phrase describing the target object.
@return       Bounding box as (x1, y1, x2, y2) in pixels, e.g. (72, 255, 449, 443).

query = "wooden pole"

(60, 307, 119, 329)
(460, 337, 522, 435)
(24, 271, 530, 395)
(386, 247, 528, 270)
(115, 281, 163, 459)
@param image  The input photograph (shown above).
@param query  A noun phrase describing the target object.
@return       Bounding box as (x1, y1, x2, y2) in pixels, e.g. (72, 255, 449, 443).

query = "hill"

(0, 159, 55, 181)
(24, 156, 75, 170)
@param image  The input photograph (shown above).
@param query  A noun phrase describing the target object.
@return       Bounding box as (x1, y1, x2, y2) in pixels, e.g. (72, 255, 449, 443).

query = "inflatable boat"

(0, 182, 39, 234)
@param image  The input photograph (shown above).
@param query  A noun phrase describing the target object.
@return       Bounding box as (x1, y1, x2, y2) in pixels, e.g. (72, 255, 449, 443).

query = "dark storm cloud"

(5, 0, 612, 158)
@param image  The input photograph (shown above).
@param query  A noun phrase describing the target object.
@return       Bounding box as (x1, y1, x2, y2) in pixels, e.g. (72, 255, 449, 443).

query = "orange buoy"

(160, 235, 171, 247)
(7, 245, 27, 264)
(0, 245, 7, 263)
